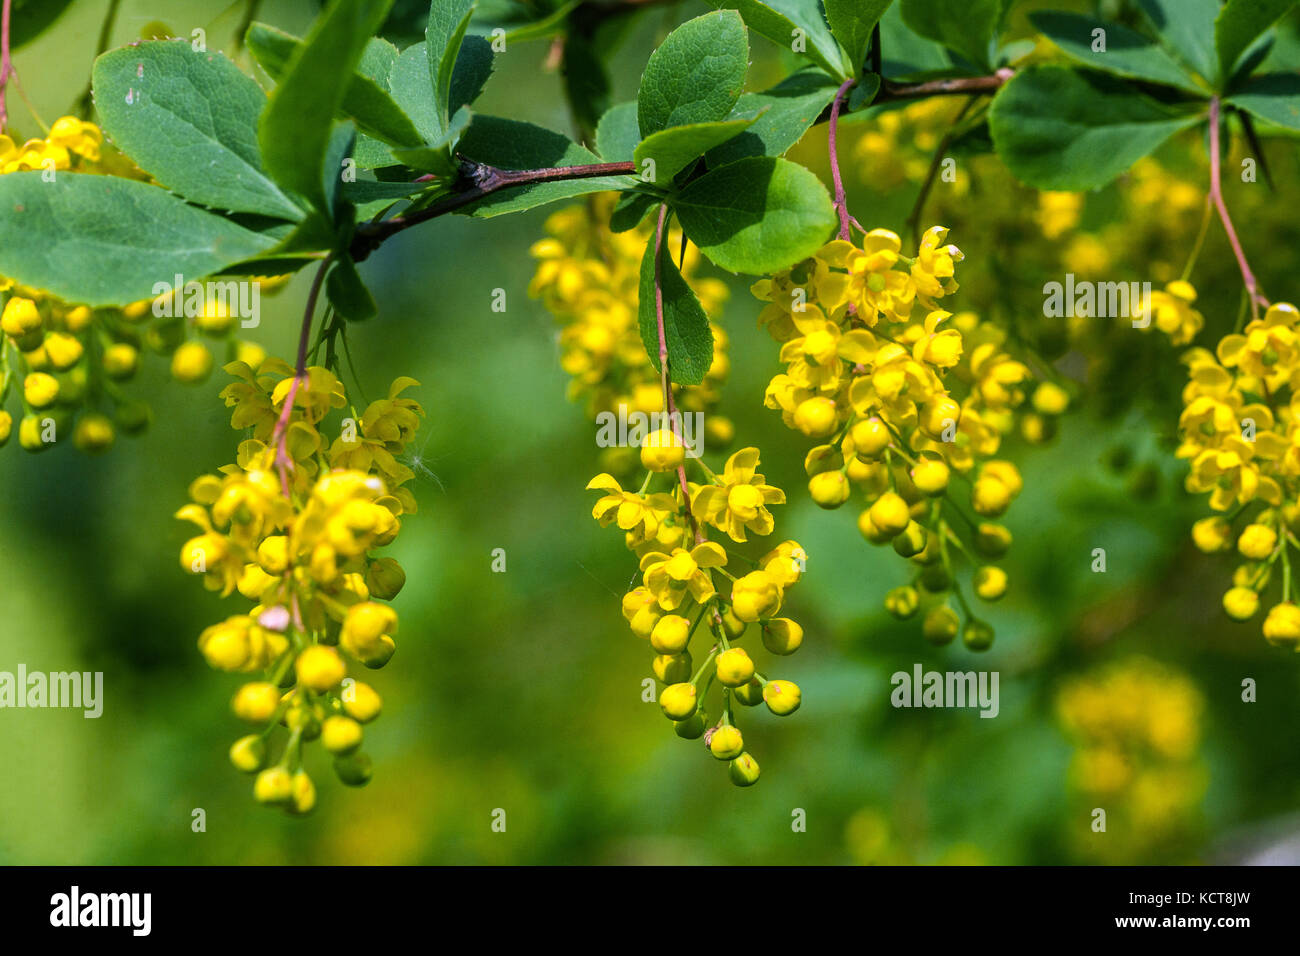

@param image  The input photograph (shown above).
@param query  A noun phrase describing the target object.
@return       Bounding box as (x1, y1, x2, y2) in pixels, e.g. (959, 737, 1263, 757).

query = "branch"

(0, 0, 13, 131)
(875, 69, 1013, 104)
(349, 69, 1015, 263)
(828, 77, 856, 241)
(1208, 97, 1268, 317)
(351, 158, 636, 260)
(652, 203, 702, 545)
(271, 255, 331, 497)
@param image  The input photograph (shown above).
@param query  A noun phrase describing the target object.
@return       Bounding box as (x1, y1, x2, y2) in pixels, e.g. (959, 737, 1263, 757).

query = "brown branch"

(875, 69, 1013, 104)
(351, 159, 636, 260)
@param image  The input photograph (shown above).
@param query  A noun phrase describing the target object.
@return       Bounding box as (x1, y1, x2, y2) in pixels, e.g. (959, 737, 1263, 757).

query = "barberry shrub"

(2, 0, 1299, 809)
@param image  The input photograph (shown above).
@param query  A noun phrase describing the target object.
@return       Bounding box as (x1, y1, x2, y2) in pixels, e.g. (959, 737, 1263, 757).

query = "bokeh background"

(2, 0, 1300, 865)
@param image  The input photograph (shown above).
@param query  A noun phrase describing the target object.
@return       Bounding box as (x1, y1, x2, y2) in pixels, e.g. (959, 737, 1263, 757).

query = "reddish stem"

(0, 0, 13, 131)
(828, 77, 856, 241)
(1208, 97, 1267, 315)
(652, 203, 702, 544)
(271, 257, 331, 497)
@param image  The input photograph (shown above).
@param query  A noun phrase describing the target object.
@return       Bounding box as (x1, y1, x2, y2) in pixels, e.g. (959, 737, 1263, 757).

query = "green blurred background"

(2, 0, 1299, 865)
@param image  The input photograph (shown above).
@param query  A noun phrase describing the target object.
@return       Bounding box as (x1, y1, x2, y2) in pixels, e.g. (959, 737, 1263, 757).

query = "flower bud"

(1262, 603, 1300, 648)
(229, 735, 267, 773)
(1222, 587, 1259, 621)
(761, 618, 803, 655)
(715, 647, 755, 686)
(868, 492, 910, 537)
(659, 682, 698, 720)
(232, 682, 280, 723)
(653, 652, 692, 684)
(973, 566, 1008, 601)
(849, 418, 891, 460)
(922, 606, 959, 645)
(342, 680, 383, 723)
(674, 710, 707, 739)
(171, 341, 214, 383)
(910, 457, 949, 496)
(254, 766, 293, 805)
(287, 770, 316, 815)
(650, 614, 691, 654)
(763, 679, 801, 716)
(884, 585, 920, 619)
(1237, 524, 1277, 561)
(709, 724, 744, 760)
(793, 397, 838, 438)
(963, 621, 995, 651)
(808, 469, 851, 509)
(729, 752, 761, 787)
(892, 520, 928, 558)
(731, 570, 782, 623)
(322, 715, 364, 755)
(333, 752, 374, 787)
(640, 428, 686, 472)
(296, 645, 346, 692)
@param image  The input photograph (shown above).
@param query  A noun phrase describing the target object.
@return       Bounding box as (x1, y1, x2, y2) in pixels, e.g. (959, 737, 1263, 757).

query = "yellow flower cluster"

(1056, 657, 1206, 863)
(752, 226, 1062, 649)
(178, 357, 423, 811)
(1178, 301, 1300, 648)
(529, 197, 734, 472)
(853, 99, 969, 191)
(0, 118, 262, 455)
(589, 438, 806, 787)
(0, 115, 102, 173)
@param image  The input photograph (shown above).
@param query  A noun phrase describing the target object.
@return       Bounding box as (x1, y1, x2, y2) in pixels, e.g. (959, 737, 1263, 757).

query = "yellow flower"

(640, 542, 728, 611)
(691, 447, 786, 542)
(911, 226, 963, 300)
(587, 473, 678, 543)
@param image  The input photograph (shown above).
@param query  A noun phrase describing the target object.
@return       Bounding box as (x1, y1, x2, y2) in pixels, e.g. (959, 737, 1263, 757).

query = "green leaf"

(1028, 12, 1206, 95)
(1138, 0, 1220, 83)
(562, 33, 611, 137)
(673, 156, 836, 274)
(1229, 72, 1300, 129)
(0, 173, 275, 306)
(634, 118, 756, 185)
(391, 107, 471, 175)
(389, 41, 440, 142)
(637, 218, 714, 385)
(988, 64, 1203, 190)
(9, 0, 74, 50)
(847, 73, 882, 112)
(327, 256, 378, 321)
(705, 1, 847, 78)
(1217, 0, 1299, 82)
(427, 0, 477, 140)
(878, 0, 950, 77)
(637, 11, 749, 136)
(245, 22, 423, 147)
(92, 42, 303, 221)
(341, 179, 431, 203)
(456, 116, 636, 217)
(900, 0, 1002, 70)
(450, 35, 496, 116)
(260, 0, 395, 215)
(610, 192, 658, 232)
(825, 0, 891, 74)
(707, 68, 842, 165)
(595, 102, 641, 161)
